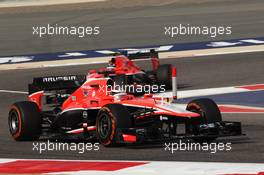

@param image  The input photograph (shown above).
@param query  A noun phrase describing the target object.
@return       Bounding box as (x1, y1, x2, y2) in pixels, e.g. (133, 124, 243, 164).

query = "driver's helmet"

(108, 57, 116, 67)
(110, 85, 128, 101)
(113, 92, 128, 101)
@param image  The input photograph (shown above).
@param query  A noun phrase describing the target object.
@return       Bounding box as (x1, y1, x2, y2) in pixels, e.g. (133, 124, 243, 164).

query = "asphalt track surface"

(0, 52, 264, 163)
(0, 0, 264, 56)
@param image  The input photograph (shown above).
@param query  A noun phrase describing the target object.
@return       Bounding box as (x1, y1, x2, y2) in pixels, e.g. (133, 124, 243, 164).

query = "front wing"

(116, 121, 242, 144)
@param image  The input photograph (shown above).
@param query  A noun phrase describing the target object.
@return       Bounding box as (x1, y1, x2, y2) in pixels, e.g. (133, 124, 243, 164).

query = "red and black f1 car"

(89, 50, 173, 94)
(8, 68, 242, 146)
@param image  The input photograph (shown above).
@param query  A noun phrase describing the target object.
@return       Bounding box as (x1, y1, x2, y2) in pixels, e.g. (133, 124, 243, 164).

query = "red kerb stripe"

(219, 106, 264, 113)
(237, 84, 264, 90)
(0, 160, 147, 174)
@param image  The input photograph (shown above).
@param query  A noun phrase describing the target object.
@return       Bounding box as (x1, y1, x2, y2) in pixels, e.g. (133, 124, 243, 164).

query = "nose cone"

(156, 103, 201, 117)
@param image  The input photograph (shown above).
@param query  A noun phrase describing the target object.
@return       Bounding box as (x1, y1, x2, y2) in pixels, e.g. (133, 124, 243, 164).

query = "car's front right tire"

(156, 64, 172, 90)
(186, 98, 222, 142)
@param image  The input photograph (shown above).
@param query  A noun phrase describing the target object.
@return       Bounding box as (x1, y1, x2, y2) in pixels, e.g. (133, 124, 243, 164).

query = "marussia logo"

(43, 76, 77, 82)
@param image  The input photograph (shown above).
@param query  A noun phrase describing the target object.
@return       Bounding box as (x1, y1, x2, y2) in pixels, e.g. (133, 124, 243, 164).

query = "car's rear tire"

(8, 101, 41, 141)
(96, 104, 132, 147)
(186, 98, 222, 142)
(156, 64, 172, 90)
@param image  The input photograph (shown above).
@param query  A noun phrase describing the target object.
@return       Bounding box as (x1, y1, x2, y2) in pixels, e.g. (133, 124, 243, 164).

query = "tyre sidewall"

(96, 104, 132, 146)
(186, 98, 222, 123)
(156, 64, 172, 90)
(96, 107, 116, 146)
(8, 101, 41, 141)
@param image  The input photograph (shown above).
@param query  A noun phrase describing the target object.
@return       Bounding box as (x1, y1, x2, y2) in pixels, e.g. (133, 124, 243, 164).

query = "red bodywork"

(98, 54, 159, 75)
(28, 78, 199, 118)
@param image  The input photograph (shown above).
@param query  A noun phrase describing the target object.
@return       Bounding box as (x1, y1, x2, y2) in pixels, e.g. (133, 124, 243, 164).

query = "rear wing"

(28, 75, 86, 94)
(120, 49, 159, 60)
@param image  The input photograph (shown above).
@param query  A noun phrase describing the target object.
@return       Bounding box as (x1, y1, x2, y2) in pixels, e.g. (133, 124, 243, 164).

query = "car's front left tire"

(96, 104, 132, 147)
(8, 101, 41, 141)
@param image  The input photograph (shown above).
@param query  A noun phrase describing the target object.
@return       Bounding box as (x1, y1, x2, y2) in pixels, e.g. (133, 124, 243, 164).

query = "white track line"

(0, 90, 27, 94)
(194, 48, 264, 56)
(45, 60, 109, 68)
(221, 104, 264, 110)
(0, 0, 106, 8)
(219, 104, 264, 113)
(155, 86, 250, 99)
